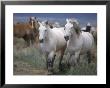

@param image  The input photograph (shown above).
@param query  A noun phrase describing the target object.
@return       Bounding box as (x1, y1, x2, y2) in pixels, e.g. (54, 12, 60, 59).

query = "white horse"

(64, 18, 94, 66)
(90, 27, 97, 45)
(52, 22, 61, 28)
(81, 24, 97, 45)
(38, 21, 67, 74)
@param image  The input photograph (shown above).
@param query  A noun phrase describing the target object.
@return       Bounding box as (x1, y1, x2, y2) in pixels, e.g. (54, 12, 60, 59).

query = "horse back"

(14, 23, 33, 37)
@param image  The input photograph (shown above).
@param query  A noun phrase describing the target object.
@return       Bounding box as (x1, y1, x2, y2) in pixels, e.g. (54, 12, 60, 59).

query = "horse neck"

(34, 22, 39, 32)
(69, 28, 80, 43)
(44, 28, 53, 43)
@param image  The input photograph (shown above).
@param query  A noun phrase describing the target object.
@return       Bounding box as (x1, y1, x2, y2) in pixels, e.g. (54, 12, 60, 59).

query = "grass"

(0, 47, 1, 82)
(13, 37, 97, 75)
(14, 46, 46, 69)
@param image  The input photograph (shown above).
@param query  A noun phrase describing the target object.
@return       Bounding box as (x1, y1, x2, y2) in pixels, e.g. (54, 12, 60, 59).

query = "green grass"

(13, 37, 97, 75)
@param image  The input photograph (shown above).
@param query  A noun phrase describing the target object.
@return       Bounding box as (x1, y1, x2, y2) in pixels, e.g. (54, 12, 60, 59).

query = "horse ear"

(30, 17, 32, 20)
(38, 22, 41, 26)
(45, 21, 48, 25)
(66, 18, 69, 22)
(35, 17, 36, 19)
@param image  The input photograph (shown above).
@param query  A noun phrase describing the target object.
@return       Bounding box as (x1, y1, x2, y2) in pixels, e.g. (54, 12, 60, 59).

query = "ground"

(13, 37, 97, 75)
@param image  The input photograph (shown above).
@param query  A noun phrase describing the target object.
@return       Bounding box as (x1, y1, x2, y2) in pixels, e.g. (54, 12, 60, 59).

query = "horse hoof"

(48, 72, 53, 75)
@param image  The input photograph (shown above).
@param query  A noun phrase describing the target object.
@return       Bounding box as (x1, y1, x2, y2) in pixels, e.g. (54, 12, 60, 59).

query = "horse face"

(39, 24, 48, 43)
(29, 17, 39, 30)
(64, 22, 73, 41)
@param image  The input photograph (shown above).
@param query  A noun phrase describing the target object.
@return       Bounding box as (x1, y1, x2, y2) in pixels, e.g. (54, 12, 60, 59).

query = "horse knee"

(47, 58, 53, 73)
(47, 52, 55, 73)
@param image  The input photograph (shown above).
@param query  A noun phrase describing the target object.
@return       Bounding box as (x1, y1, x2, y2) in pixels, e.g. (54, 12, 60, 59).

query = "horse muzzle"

(64, 36, 69, 41)
(39, 39, 44, 43)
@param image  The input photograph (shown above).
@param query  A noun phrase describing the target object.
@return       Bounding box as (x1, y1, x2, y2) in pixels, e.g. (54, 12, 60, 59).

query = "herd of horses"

(14, 17, 97, 74)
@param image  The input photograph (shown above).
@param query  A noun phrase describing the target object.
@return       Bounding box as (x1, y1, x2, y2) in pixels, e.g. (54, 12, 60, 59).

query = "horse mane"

(69, 18, 81, 36)
(29, 17, 40, 34)
(73, 22, 81, 36)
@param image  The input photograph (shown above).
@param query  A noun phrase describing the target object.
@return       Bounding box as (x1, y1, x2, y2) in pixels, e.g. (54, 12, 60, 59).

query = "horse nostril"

(39, 39, 44, 43)
(64, 36, 69, 41)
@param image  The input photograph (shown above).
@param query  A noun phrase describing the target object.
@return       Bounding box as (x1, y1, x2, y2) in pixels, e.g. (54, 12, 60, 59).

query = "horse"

(64, 18, 95, 66)
(38, 21, 67, 74)
(81, 24, 97, 45)
(29, 17, 40, 46)
(52, 22, 61, 28)
(90, 27, 97, 45)
(14, 17, 39, 46)
(43, 21, 61, 29)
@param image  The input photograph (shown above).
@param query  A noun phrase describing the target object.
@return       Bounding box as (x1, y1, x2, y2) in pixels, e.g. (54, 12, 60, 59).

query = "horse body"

(14, 23, 31, 37)
(64, 18, 94, 65)
(81, 25, 97, 45)
(81, 32, 94, 52)
(14, 23, 34, 46)
(39, 21, 67, 74)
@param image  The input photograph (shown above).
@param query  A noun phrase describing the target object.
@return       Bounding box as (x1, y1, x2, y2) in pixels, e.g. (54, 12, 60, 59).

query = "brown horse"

(14, 17, 39, 46)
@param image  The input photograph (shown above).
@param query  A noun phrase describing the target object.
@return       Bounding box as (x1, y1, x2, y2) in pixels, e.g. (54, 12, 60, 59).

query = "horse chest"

(67, 45, 80, 53)
(68, 38, 82, 50)
(40, 42, 55, 53)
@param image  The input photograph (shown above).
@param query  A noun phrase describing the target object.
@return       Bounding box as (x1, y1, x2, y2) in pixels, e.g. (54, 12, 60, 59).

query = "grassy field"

(0, 47, 1, 82)
(13, 37, 97, 75)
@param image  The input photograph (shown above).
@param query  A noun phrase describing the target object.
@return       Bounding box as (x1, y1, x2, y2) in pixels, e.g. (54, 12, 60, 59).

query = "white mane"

(66, 18, 79, 25)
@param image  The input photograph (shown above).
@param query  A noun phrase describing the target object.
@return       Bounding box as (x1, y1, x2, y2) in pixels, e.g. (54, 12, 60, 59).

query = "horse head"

(38, 20, 50, 43)
(64, 18, 81, 41)
(29, 17, 39, 33)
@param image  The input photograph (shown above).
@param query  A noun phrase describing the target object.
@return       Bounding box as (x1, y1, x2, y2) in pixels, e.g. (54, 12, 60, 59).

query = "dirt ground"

(14, 61, 48, 75)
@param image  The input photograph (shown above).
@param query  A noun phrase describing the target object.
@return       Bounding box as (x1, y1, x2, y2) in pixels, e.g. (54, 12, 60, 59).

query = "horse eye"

(64, 28, 65, 30)
(37, 30, 39, 33)
(45, 30, 47, 32)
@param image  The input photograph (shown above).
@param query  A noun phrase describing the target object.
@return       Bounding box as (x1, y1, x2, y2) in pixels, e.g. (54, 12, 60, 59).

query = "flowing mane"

(69, 18, 81, 36)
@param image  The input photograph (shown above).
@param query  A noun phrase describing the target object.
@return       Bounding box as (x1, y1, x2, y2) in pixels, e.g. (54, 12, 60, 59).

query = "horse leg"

(47, 51, 55, 74)
(52, 54, 56, 67)
(75, 51, 80, 65)
(67, 53, 73, 68)
(87, 51, 91, 64)
(77, 54, 80, 65)
(70, 51, 80, 66)
(46, 54, 56, 71)
(45, 54, 48, 69)
(59, 46, 66, 71)
(31, 31, 35, 45)
(59, 55, 63, 71)
(23, 35, 30, 47)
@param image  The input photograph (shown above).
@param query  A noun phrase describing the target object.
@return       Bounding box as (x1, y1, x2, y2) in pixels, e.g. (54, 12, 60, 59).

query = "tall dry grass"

(13, 37, 97, 75)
